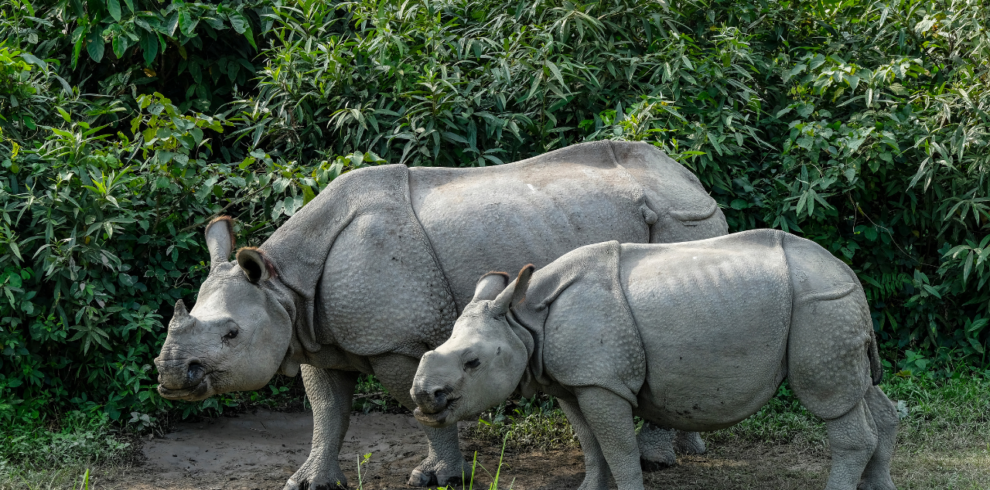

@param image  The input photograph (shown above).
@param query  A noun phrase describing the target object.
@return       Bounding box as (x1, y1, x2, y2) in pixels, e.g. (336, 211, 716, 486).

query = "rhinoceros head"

(411, 266, 535, 428)
(154, 217, 295, 402)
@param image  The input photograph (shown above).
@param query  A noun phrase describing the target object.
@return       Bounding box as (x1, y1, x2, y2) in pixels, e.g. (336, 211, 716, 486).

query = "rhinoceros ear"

(205, 216, 235, 270)
(473, 272, 510, 302)
(236, 247, 276, 284)
(492, 264, 535, 315)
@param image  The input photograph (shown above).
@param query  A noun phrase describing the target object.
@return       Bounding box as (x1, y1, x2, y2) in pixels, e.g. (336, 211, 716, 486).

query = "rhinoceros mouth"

(413, 397, 459, 428)
(158, 375, 214, 401)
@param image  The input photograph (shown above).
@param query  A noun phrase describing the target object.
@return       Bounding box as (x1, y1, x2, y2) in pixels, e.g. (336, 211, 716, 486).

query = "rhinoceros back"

(410, 141, 725, 312)
(619, 230, 792, 429)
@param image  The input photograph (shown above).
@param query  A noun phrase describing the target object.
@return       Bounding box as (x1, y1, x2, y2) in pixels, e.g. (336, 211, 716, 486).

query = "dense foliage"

(1, 0, 988, 428)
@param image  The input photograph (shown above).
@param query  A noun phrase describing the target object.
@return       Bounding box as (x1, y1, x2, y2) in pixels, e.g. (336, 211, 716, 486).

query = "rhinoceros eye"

(465, 359, 480, 369)
(223, 329, 239, 340)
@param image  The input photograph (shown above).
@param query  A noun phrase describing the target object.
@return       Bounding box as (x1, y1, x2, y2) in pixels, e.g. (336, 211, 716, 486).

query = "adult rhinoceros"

(154, 141, 727, 489)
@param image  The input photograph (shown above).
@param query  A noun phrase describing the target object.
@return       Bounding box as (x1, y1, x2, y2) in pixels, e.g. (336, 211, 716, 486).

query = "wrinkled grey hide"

(413, 230, 898, 490)
(154, 141, 726, 489)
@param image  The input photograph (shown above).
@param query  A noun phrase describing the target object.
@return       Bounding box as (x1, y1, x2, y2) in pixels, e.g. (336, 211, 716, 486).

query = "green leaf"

(179, 11, 199, 37)
(112, 33, 130, 59)
(243, 26, 257, 50)
(107, 0, 121, 21)
(57, 107, 71, 123)
(8, 241, 22, 261)
(19, 53, 47, 69)
(226, 60, 239, 82)
(844, 74, 860, 91)
(163, 13, 179, 36)
(782, 64, 807, 83)
(706, 132, 723, 156)
(86, 31, 104, 63)
(967, 318, 989, 335)
(140, 31, 158, 65)
(228, 12, 248, 34)
(123, 0, 133, 12)
(968, 337, 985, 354)
(962, 251, 974, 283)
(302, 185, 316, 205)
(844, 167, 856, 182)
(71, 26, 87, 68)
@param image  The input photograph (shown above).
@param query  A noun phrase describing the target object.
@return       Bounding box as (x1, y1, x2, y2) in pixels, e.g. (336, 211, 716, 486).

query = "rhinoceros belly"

(619, 230, 792, 430)
(410, 142, 652, 311)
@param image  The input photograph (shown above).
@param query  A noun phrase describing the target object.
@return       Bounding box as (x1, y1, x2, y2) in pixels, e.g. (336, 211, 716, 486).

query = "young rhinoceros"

(154, 141, 724, 490)
(412, 229, 898, 490)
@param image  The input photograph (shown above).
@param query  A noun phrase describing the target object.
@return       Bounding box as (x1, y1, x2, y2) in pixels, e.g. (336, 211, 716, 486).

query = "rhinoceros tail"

(868, 329, 883, 385)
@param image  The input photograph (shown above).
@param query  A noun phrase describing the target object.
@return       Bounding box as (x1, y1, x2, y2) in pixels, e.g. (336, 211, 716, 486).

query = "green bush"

(0, 45, 380, 424)
(0, 0, 988, 428)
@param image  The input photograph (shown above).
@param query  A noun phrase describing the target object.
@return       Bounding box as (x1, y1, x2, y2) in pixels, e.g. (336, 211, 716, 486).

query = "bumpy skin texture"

(154, 141, 725, 489)
(413, 230, 898, 490)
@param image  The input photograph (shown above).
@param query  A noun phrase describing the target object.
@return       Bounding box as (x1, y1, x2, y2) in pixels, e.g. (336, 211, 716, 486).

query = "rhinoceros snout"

(412, 385, 453, 415)
(155, 358, 206, 393)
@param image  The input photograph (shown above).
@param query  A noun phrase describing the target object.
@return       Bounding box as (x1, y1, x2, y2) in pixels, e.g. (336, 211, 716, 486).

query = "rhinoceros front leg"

(575, 386, 645, 490)
(284, 365, 358, 490)
(369, 354, 469, 487)
(558, 397, 612, 490)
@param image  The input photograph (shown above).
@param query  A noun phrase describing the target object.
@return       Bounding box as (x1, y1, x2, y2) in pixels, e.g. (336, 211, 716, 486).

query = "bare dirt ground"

(90, 409, 989, 490)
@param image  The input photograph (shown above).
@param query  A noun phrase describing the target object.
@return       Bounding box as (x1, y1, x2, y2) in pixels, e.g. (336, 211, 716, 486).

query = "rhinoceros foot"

(674, 430, 707, 455)
(283, 461, 347, 490)
(857, 479, 896, 490)
(407, 455, 470, 487)
(636, 425, 677, 471)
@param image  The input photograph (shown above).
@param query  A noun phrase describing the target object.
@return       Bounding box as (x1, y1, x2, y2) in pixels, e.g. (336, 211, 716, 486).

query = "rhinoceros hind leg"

(559, 397, 613, 489)
(284, 366, 357, 490)
(857, 385, 897, 490)
(635, 424, 676, 471)
(822, 398, 879, 490)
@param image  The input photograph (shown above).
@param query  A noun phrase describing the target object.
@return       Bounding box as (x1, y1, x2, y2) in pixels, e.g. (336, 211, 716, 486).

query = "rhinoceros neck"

(505, 307, 546, 392)
(259, 164, 457, 355)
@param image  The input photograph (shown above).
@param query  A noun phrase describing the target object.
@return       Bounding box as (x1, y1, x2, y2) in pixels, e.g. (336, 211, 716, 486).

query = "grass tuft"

(0, 411, 129, 489)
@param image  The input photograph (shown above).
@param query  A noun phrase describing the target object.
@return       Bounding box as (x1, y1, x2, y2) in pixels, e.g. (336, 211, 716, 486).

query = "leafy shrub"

(0, 69, 380, 424)
(1, 0, 988, 427)
(1, 0, 265, 115)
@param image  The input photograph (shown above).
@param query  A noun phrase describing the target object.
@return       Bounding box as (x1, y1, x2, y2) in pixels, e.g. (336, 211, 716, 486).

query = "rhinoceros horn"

(168, 299, 194, 332)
